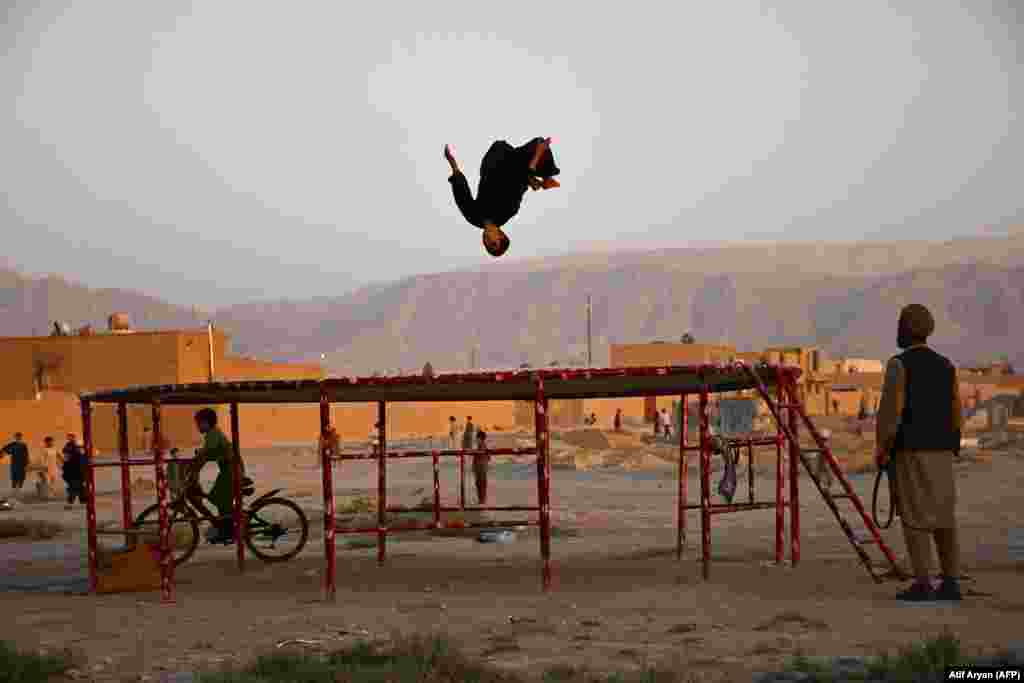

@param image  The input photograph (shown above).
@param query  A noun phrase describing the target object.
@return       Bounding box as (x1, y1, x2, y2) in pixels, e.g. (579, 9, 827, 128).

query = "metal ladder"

(742, 362, 907, 583)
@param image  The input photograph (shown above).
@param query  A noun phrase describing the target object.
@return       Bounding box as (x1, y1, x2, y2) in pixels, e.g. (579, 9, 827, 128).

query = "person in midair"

(444, 138, 560, 258)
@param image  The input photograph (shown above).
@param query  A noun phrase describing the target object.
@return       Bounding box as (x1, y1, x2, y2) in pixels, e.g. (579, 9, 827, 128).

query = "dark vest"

(892, 346, 959, 452)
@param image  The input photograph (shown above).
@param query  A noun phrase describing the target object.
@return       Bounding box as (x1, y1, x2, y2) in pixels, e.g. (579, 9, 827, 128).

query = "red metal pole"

(775, 370, 784, 564)
(676, 394, 687, 561)
(459, 454, 465, 511)
(377, 401, 386, 564)
(152, 401, 174, 604)
(319, 389, 336, 603)
(82, 400, 98, 595)
(432, 450, 441, 529)
(747, 441, 754, 504)
(699, 382, 711, 581)
(229, 403, 244, 574)
(787, 376, 801, 566)
(117, 402, 132, 533)
(535, 378, 552, 591)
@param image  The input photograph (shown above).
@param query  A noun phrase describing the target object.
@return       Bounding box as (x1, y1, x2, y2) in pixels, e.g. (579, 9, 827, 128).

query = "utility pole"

(470, 328, 481, 370)
(586, 294, 593, 367)
(206, 321, 215, 382)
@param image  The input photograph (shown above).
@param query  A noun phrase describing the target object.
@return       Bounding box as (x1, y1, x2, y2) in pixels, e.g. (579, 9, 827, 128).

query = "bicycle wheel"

(133, 502, 200, 567)
(244, 497, 309, 562)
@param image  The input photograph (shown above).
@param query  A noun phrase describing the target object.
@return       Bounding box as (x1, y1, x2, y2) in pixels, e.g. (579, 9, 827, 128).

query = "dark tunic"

(62, 441, 85, 483)
(1, 441, 29, 482)
(892, 346, 960, 452)
(449, 138, 560, 229)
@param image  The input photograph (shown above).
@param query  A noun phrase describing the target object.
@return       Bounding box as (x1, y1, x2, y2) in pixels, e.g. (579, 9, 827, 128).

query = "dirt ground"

(1, 430, 1022, 682)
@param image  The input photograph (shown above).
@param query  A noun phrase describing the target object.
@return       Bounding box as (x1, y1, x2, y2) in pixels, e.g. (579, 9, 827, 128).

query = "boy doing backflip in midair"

(445, 137, 560, 258)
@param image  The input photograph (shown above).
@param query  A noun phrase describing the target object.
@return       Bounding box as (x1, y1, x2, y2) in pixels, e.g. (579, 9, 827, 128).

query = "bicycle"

(131, 477, 309, 568)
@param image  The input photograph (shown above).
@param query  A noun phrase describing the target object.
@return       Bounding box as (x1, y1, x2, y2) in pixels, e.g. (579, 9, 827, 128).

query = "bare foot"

(528, 137, 550, 172)
(444, 145, 459, 174)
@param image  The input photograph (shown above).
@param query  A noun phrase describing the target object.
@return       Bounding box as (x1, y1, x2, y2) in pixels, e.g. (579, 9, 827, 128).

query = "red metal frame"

(459, 453, 466, 511)
(535, 377, 552, 591)
(83, 400, 98, 594)
(432, 450, 441, 529)
(377, 401, 387, 564)
(117, 402, 131, 531)
(699, 382, 711, 580)
(775, 370, 785, 563)
(676, 393, 687, 560)
(230, 403, 245, 572)
(319, 388, 337, 603)
(787, 381, 801, 565)
(80, 363, 813, 601)
(152, 401, 174, 604)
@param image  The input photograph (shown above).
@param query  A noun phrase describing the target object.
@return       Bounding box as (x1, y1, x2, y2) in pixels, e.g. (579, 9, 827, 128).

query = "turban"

(898, 304, 935, 340)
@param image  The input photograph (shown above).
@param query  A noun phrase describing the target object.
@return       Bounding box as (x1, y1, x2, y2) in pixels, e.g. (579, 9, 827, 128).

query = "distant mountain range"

(4, 232, 1023, 372)
(0, 269, 202, 336)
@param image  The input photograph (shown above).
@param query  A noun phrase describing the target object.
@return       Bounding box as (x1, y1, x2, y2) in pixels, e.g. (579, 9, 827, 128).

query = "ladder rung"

(744, 362, 900, 586)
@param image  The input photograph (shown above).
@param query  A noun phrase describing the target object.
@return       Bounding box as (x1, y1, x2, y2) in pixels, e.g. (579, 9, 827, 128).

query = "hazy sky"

(2, 1, 1021, 308)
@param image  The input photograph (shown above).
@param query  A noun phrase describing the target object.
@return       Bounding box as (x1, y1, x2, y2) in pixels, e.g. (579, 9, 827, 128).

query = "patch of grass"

(541, 665, 695, 683)
(549, 526, 579, 539)
(396, 510, 434, 522)
(196, 635, 701, 683)
(198, 635, 514, 683)
(343, 534, 415, 549)
(0, 519, 62, 540)
(337, 497, 376, 515)
(788, 631, 973, 682)
(864, 631, 970, 682)
(0, 641, 69, 683)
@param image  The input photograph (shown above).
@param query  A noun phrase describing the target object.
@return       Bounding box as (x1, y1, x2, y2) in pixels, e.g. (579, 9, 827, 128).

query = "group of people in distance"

(0, 410, 243, 546)
(0, 432, 88, 508)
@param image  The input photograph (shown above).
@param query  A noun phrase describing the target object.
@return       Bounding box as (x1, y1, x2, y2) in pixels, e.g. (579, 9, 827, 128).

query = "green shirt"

(193, 427, 243, 477)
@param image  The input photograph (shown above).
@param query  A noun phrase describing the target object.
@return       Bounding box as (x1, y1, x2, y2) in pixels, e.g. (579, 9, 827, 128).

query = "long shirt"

(1, 441, 29, 474)
(190, 427, 243, 481)
(449, 138, 559, 229)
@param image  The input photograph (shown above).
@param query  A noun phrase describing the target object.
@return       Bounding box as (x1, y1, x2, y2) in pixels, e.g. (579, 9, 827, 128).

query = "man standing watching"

(474, 427, 490, 505)
(0, 432, 29, 496)
(876, 304, 963, 602)
(462, 417, 476, 452)
(448, 416, 459, 451)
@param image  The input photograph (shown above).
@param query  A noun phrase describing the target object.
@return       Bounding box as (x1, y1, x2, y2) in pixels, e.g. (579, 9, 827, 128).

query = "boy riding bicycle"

(183, 408, 247, 544)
